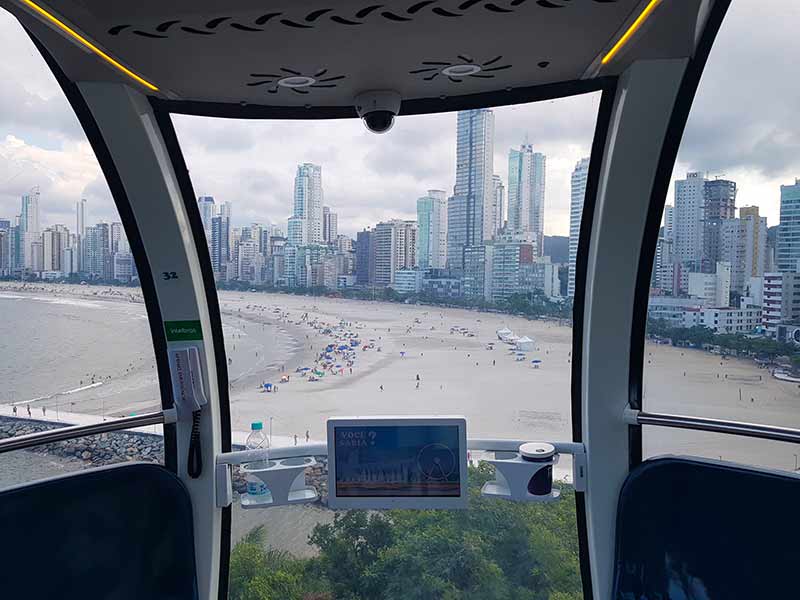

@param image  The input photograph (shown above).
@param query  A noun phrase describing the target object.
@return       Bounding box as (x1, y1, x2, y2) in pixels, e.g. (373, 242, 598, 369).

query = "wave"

(13, 381, 104, 406)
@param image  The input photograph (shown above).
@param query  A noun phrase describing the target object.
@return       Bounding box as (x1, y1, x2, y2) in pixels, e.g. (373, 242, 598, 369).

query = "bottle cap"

(251, 421, 263, 431)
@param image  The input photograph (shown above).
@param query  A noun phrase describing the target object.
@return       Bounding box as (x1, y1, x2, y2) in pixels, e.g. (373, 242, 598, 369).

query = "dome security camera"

(354, 90, 402, 134)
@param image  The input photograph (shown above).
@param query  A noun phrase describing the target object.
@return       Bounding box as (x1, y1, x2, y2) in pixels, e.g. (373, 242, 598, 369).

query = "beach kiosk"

(516, 336, 535, 352)
(496, 327, 513, 342)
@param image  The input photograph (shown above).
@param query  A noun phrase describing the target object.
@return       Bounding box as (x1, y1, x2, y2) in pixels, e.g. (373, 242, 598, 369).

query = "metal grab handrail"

(215, 439, 585, 465)
(628, 409, 800, 445)
(0, 410, 166, 455)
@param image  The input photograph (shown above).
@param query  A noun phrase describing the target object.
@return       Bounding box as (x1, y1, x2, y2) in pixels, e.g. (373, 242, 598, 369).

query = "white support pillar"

(582, 59, 688, 599)
(79, 82, 223, 600)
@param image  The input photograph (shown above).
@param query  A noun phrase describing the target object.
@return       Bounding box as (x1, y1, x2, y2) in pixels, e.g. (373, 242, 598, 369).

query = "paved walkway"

(0, 403, 310, 448)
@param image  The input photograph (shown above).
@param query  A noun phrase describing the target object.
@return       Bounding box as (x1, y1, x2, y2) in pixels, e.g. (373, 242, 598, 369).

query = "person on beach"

(380, 385, 384, 392)
(306, 430, 310, 442)
(294, 434, 298, 445)
(27, 405, 31, 417)
(12, 406, 16, 416)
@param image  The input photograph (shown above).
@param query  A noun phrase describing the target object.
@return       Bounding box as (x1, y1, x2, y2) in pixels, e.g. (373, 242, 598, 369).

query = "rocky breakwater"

(0, 416, 164, 466)
(1, 416, 331, 503)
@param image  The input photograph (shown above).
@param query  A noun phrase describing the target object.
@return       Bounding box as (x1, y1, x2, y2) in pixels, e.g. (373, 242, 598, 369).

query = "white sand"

(4, 282, 800, 473)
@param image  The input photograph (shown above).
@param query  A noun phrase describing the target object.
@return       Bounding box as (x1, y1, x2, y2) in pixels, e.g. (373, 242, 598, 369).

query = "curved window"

(643, 0, 800, 471)
(0, 11, 164, 487)
(174, 90, 603, 598)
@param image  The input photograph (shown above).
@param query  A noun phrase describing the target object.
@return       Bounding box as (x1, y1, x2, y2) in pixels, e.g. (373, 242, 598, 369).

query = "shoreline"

(4, 282, 800, 474)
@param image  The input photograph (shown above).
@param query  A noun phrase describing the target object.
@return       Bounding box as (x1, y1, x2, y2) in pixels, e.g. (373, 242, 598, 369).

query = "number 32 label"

(162, 271, 179, 280)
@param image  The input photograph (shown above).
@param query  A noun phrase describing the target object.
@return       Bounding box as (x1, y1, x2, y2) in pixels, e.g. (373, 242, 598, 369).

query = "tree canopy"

(229, 464, 583, 600)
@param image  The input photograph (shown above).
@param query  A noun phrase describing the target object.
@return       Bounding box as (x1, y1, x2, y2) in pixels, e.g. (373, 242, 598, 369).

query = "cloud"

(2, 0, 799, 238)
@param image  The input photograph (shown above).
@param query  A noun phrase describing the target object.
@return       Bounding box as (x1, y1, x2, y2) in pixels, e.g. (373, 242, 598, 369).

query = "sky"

(1, 1, 800, 237)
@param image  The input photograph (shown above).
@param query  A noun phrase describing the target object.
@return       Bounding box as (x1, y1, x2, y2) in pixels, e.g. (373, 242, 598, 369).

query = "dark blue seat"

(613, 457, 800, 599)
(0, 462, 198, 600)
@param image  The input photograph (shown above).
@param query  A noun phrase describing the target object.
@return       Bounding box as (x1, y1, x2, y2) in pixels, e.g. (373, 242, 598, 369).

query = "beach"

(2, 281, 800, 472)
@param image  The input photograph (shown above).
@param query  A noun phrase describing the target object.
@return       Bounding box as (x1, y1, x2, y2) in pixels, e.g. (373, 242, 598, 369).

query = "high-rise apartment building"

(484, 235, 536, 303)
(739, 206, 765, 278)
(568, 157, 590, 297)
(720, 207, 767, 294)
(211, 213, 231, 275)
(778, 179, 800, 272)
(492, 175, 505, 236)
(416, 190, 448, 270)
(446, 195, 467, 272)
(84, 222, 112, 279)
(702, 178, 737, 267)
(663, 205, 675, 240)
(322, 206, 338, 244)
(0, 229, 7, 276)
(453, 109, 494, 247)
(293, 163, 323, 244)
(355, 229, 375, 285)
(762, 272, 800, 334)
(674, 172, 707, 267)
(41, 224, 70, 272)
(374, 220, 417, 287)
(507, 144, 546, 254)
(531, 151, 546, 256)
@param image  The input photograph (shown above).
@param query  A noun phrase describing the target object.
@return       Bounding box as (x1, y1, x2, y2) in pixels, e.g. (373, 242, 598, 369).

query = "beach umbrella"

(531, 360, 542, 364)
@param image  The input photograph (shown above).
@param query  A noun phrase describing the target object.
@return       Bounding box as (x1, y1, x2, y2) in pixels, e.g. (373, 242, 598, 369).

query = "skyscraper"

(293, 163, 323, 244)
(778, 179, 800, 273)
(507, 144, 546, 254)
(211, 212, 231, 275)
(76, 198, 86, 271)
(568, 157, 590, 298)
(76, 198, 86, 238)
(323, 206, 338, 244)
(674, 172, 707, 267)
(452, 109, 494, 248)
(197, 196, 215, 238)
(20, 187, 40, 270)
(416, 190, 448, 270)
(531, 151, 546, 256)
(491, 175, 505, 237)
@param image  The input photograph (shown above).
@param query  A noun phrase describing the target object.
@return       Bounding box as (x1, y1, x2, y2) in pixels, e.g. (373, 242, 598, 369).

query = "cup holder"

(240, 455, 319, 509)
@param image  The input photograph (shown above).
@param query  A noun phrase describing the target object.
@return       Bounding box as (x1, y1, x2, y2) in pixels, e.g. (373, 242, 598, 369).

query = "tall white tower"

(293, 163, 323, 245)
(568, 157, 590, 298)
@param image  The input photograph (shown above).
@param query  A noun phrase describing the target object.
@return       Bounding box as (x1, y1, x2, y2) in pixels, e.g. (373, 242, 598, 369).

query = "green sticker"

(164, 320, 203, 342)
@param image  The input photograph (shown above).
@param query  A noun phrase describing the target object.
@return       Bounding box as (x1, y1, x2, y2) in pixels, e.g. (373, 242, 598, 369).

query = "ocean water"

(0, 292, 296, 418)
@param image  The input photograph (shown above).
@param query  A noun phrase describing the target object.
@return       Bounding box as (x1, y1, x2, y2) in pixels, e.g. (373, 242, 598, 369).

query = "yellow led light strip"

(601, 0, 663, 65)
(20, 0, 159, 91)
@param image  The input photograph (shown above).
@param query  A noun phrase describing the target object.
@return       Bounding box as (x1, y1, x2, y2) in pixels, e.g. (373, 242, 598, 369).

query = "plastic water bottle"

(245, 421, 269, 498)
